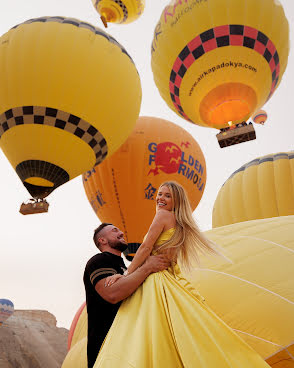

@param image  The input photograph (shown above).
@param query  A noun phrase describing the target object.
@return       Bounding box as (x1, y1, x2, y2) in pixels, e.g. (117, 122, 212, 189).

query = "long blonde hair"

(157, 181, 226, 274)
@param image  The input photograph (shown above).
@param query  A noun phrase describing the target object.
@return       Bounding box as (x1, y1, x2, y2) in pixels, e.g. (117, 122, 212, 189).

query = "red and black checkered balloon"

(151, 0, 289, 130)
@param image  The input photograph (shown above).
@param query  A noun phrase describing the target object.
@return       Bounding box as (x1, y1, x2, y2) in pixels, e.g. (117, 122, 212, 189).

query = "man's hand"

(142, 255, 171, 274)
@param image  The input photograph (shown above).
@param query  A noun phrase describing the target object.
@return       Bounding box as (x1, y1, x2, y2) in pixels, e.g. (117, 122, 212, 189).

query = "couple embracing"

(84, 181, 270, 368)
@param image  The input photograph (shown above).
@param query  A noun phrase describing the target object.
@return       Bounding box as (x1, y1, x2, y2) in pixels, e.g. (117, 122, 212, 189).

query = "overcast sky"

(0, 0, 293, 329)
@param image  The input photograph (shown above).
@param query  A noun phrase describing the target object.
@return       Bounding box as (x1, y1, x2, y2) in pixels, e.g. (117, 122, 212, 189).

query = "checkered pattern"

(11, 16, 135, 66)
(0, 106, 108, 165)
(95, 0, 128, 23)
(169, 25, 280, 122)
(115, 0, 128, 23)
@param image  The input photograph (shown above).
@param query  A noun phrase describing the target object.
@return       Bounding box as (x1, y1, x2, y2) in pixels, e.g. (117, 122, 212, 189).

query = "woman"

(94, 181, 270, 367)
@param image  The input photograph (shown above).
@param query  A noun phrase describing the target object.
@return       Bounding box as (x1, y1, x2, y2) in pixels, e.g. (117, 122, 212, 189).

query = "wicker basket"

(19, 199, 49, 215)
(216, 124, 256, 148)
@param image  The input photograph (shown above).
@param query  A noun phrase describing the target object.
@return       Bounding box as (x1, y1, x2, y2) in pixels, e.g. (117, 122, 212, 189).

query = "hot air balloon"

(0, 299, 14, 326)
(92, 0, 145, 28)
(63, 302, 88, 368)
(68, 302, 86, 351)
(0, 17, 141, 214)
(62, 337, 88, 368)
(252, 110, 268, 125)
(83, 116, 206, 260)
(191, 215, 294, 368)
(151, 0, 289, 147)
(61, 216, 294, 368)
(212, 151, 294, 228)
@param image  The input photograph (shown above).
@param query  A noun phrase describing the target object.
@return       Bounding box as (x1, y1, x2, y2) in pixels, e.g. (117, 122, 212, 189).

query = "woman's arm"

(127, 210, 168, 274)
(95, 255, 170, 303)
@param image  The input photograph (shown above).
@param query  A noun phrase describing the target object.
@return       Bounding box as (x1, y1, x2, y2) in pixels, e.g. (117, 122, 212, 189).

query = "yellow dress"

(94, 228, 270, 368)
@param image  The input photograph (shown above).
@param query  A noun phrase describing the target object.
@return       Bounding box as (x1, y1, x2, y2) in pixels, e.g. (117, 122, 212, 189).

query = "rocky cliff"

(0, 310, 68, 368)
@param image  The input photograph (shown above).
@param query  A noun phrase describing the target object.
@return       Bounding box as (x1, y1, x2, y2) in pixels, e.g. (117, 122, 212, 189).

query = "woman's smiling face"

(156, 185, 173, 212)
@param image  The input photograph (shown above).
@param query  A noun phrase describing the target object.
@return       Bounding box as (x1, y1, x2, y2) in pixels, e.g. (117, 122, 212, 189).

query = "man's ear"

(98, 237, 107, 245)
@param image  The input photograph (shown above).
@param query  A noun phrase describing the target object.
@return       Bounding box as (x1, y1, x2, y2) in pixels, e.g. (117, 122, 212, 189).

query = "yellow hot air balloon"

(92, 0, 145, 27)
(252, 110, 268, 125)
(0, 17, 141, 207)
(191, 216, 294, 368)
(151, 0, 289, 130)
(67, 302, 86, 351)
(62, 216, 294, 368)
(83, 116, 206, 259)
(62, 302, 88, 368)
(62, 337, 87, 368)
(212, 151, 294, 228)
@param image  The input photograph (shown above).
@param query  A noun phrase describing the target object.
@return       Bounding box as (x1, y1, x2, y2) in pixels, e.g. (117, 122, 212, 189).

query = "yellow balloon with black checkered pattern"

(92, 0, 145, 27)
(151, 0, 289, 130)
(0, 17, 141, 199)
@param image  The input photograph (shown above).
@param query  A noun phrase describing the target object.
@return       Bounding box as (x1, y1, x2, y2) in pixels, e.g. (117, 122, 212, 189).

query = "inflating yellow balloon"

(151, 0, 289, 129)
(0, 17, 141, 199)
(69, 304, 87, 350)
(62, 216, 294, 368)
(191, 216, 294, 367)
(92, 0, 145, 27)
(67, 302, 86, 351)
(212, 151, 294, 228)
(62, 337, 87, 368)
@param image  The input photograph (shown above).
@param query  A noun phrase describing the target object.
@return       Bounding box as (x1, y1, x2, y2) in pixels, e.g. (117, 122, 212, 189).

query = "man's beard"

(109, 239, 128, 252)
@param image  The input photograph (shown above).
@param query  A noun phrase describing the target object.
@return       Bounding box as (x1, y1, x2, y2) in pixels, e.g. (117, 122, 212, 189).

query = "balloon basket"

(216, 123, 256, 148)
(19, 199, 49, 215)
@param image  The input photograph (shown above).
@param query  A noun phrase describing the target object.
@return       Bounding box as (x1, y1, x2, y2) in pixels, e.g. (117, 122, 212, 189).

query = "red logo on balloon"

(148, 142, 182, 175)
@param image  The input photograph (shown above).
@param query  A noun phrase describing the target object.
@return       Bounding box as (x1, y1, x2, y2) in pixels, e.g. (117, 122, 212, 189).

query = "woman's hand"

(104, 274, 124, 287)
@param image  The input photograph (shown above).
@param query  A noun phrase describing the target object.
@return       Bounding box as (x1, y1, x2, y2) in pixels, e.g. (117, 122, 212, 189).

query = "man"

(83, 222, 170, 368)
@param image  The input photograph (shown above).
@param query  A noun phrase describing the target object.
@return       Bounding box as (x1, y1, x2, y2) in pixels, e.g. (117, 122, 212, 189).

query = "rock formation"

(0, 310, 68, 368)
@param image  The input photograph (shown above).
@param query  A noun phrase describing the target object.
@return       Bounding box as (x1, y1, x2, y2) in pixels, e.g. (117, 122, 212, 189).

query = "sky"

(0, 0, 293, 329)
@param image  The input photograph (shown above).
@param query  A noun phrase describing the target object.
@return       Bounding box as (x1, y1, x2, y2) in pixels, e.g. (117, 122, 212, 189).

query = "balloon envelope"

(67, 302, 86, 351)
(62, 337, 87, 368)
(83, 116, 206, 259)
(252, 110, 268, 125)
(92, 0, 145, 26)
(0, 17, 141, 199)
(212, 151, 294, 228)
(151, 0, 289, 129)
(190, 215, 294, 367)
(0, 299, 14, 326)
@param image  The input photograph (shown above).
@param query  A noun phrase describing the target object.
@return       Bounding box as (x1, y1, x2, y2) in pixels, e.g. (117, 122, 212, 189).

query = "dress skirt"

(94, 264, 270, 367)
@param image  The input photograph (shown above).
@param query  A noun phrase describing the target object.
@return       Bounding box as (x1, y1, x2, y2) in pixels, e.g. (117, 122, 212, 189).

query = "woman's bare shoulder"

(155, 209, 174, 217)
(155, 209, 175, 226)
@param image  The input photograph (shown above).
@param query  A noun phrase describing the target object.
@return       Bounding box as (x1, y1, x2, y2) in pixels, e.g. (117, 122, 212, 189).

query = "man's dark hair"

(93, 223, 113, 249)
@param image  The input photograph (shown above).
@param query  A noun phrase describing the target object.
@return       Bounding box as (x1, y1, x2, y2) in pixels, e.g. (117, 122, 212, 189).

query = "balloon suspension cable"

(100, 15, 108, 28)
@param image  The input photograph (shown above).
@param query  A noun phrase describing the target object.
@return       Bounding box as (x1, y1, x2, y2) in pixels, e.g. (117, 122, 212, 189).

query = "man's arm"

(95, 255, 170, 304)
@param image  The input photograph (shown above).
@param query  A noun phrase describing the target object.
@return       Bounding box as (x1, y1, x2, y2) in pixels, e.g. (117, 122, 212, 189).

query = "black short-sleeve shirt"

(83, 252, 127, 368)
